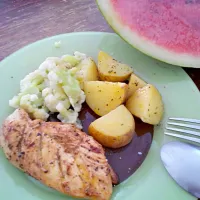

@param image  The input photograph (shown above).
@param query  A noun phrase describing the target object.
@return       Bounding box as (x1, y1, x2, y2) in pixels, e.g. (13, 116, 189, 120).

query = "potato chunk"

(88, 105, 135, 148)
(84, 81, 127, 116)
(126, 84, 164, 125)
(76, 57, 99, 89)
(98, 51, 132, 82)
(127, 73, 146, 98)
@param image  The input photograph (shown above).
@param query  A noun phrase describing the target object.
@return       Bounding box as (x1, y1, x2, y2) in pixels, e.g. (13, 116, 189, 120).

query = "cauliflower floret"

(20, 94, 49, 120)
(47, 71, 59, 88)
(54, 87, 67, 100)
(44, 94, 58, 113)
(48, 71, 59, 83)
(69, 90, 85, 112)
(30, 94, 38, 102)
(38, 59, 57, 77)
(42, 86, 71, 113)
(74, 51, 87, 61)
(9, 95, 20, 108)
(33, 108, 49, 120)
(56, 102, 78, 123)
(20, 70, 43, 92)
(42, 88, 52, 97)
(56, 101, 83, 129)
(9, 86, 40, 108)
(61, 55, 80, 67)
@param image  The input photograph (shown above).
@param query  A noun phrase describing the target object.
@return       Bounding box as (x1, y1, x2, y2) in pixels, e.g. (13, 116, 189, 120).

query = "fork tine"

(167, 122, 200, 130)
(169, 117, 200, 124)
(166, 127, 200, 137)
(165, 132, 200, 144)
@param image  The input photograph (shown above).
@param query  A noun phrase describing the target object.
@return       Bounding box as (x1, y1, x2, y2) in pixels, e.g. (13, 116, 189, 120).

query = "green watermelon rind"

(96, 0, 200, 68)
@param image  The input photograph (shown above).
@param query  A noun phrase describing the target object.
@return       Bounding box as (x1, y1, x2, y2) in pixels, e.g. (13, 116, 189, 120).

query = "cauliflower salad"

(9, 52, 88, 128)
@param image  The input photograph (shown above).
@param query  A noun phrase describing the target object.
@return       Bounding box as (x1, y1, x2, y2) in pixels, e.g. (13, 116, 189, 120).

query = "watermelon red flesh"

(112, 0, 200, 55)
(97, 0, 200, 68)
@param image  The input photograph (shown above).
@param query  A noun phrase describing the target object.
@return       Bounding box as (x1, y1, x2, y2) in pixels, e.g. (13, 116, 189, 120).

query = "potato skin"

(88, 125, 134, 148)
(98, 51, 133, 82)
(88, 105, 135, 148)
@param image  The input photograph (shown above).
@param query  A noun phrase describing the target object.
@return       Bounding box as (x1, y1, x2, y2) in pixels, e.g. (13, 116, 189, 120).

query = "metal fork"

(165, 117, 200, 144)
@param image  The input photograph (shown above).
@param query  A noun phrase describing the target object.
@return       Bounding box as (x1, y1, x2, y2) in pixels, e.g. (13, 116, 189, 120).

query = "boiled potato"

(127, 73, 147, 98)
(126, 84, 164, 125)
(98, 51, 133, 82)
(84, 81, 127, 116)
(88, 105, 135, 148)
(76, 57, 98, 89)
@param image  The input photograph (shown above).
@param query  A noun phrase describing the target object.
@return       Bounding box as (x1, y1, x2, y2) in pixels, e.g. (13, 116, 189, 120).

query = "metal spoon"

(160, 141, 200, 198)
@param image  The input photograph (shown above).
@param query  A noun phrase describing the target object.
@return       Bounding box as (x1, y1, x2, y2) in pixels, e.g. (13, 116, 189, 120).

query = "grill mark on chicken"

(52, 133, 84, 154)
(57, 149, 64, 178)
(38, 132, 43, 170)
(82, 152, 105, 165)
(80, 143, 102, 154)
(16, 125, 26, 161)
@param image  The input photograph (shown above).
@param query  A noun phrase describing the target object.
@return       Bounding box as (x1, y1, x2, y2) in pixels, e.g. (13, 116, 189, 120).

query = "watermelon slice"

(97, 0, 200, 68)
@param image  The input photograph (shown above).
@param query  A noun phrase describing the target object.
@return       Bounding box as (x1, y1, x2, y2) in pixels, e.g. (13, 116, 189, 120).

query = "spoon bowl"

(161, 141, 200, 198)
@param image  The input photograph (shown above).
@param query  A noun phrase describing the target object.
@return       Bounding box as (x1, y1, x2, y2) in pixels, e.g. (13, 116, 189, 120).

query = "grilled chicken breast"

(0, 109, 118, 200)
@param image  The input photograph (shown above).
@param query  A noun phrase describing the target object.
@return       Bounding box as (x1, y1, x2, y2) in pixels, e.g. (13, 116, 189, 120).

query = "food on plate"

(0, 41, 166, 200)
(84, 81, 127, 116)
(3, 49, 164, 199)
(97, 0, 200, 68)
(88, 105, 135, 148)
(126, 84, 164, 125)
(9, 52, 88, 128)
(98, 51, 132, 82)
(127, 73, 146, 98)
(0, 109, 118, 200)
(54, 41, 61, 48)
(76, 57, 99, 89)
